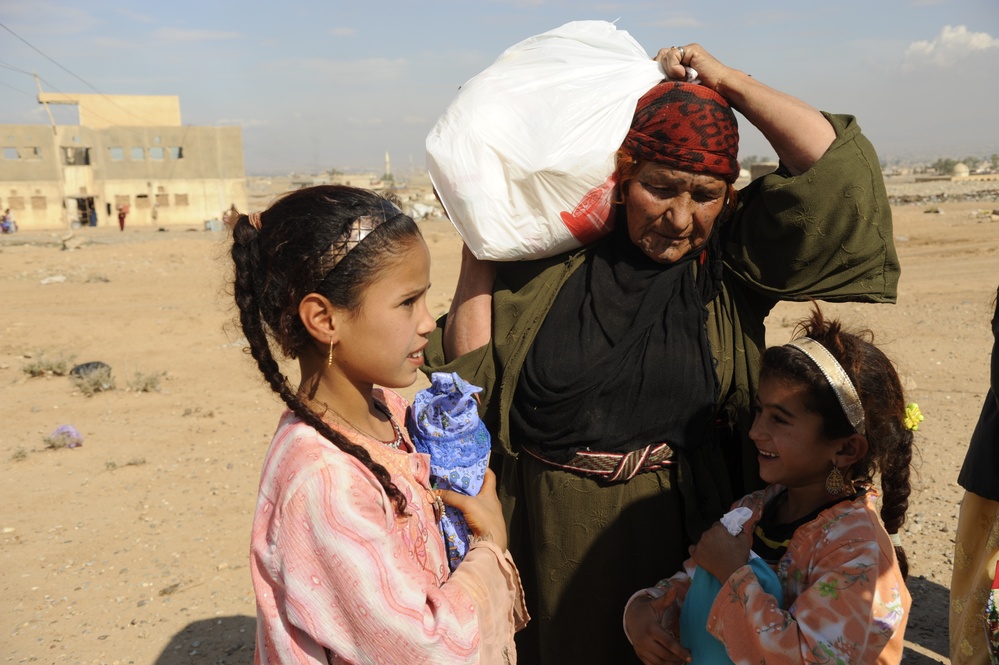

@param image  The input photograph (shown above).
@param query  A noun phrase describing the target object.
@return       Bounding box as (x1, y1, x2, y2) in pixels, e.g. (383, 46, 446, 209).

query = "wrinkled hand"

(654, 43, 735, 96)
(438, 467, 508, 552)
(625, 593, 691, 664)
(689, 521, 751, 584)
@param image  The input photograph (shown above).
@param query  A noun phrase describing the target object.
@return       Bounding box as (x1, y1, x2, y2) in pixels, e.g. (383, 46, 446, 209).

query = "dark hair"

(230, 185, 423, 515)
(759, 306, 913, 578)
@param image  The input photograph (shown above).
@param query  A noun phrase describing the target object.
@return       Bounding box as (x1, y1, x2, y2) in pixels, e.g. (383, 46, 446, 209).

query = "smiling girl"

(230, 186, 527, 664)
(624, 308, 913, 664)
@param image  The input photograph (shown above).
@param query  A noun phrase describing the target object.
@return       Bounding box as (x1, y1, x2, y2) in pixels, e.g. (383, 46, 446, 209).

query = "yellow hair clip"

(903, 403, 924, 431)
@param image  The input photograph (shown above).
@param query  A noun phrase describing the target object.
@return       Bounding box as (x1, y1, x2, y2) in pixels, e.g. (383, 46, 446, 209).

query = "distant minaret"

(385, 151, 391, 179)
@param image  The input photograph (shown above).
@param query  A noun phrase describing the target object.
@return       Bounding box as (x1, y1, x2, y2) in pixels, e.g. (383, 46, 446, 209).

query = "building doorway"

(68, 196, 97, 227)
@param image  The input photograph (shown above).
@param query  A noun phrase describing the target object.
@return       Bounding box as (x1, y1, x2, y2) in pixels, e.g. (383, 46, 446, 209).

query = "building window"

(109, 147, 125, 161)
(135, 194, 150, 209)
(174, 193, 189, 206)
(3, 147, 19, 160)
(30, 196, 47, 210)
(149, 147, 164, 160)
(115, 195, 130, 208)
(155, 193, 170, 207)
(62, 147, 91, 165)
(168, 146, 184, 159)
(7, 196, 25, 210)
(130, 147, 144, 160)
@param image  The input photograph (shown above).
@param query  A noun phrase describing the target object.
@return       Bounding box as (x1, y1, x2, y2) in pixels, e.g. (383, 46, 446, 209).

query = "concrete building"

(0, 93, 246, 230)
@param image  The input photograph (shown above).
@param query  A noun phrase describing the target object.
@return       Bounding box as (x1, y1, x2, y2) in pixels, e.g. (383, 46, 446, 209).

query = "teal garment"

(680, 559, 784, 664)
(424, 113, 899, 665)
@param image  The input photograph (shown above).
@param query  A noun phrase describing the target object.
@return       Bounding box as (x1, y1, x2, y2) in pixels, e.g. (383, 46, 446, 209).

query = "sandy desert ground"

(1, 178, 997, 664)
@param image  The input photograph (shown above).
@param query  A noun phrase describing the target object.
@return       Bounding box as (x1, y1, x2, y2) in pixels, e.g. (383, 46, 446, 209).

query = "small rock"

(40, 275, 67, 285)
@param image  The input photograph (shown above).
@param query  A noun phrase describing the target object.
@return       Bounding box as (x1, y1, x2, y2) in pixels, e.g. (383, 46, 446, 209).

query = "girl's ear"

(298, 293, 339, 345)
(834, 433, 869, 468)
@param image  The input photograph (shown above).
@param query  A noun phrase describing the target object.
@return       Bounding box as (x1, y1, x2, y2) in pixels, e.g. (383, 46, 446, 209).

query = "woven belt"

(522, 442, 674, 482)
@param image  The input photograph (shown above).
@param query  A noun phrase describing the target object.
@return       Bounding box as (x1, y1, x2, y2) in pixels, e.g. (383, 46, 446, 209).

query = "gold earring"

(327, 337, 334, 367)
(825, 464, 846, 495)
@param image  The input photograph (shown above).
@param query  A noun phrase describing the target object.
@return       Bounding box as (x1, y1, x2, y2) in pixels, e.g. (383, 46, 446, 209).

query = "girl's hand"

(438, 468, 508, 551)
(624, 593, 691, 664)
(654, 43, 734, 95)
(689, 522, 751, 584)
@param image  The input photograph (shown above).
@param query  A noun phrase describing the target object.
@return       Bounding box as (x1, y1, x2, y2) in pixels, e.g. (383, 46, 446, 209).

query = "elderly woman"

(425, 44, 899, 664)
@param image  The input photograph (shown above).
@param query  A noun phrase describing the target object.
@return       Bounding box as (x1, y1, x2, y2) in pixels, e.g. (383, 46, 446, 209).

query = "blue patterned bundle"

(407, 372, 491, 571)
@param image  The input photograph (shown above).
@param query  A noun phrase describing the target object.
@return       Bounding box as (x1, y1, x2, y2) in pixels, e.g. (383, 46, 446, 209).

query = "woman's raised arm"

(442, 244, 496, 362)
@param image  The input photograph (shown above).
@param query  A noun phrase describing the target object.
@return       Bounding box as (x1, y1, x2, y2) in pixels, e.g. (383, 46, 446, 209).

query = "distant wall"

(0, 122, 246, 230)
(37, 93, 182, 128)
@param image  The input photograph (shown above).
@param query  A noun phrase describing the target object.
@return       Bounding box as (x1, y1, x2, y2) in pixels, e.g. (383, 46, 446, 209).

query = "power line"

(0, 58, 34, 76)
(0, 20, 160, 126)
(0, 21, 107, 97)
(0, 77, 36, 100)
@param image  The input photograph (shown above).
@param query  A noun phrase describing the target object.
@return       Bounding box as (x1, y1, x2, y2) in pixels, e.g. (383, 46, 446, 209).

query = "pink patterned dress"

(250, 388, 527, 664)
(652, 485, 910, 664)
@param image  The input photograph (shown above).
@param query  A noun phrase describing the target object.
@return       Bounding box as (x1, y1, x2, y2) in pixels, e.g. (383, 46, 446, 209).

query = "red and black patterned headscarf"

(621, 81, 740, 183)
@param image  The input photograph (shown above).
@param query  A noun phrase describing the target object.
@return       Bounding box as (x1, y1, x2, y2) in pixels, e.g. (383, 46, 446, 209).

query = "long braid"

(231, 199, 411, 515)
(878, 426, 913, 579)
(837, 320, 913, 581)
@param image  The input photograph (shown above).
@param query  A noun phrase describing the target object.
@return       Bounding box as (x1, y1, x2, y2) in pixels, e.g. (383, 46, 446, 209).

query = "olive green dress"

(424, 113, 899, 665)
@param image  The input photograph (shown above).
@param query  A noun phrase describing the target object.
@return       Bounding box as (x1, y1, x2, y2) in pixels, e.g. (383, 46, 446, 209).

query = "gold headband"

(785, 337, 866, 436)
(248, 211, 263, 230)
(315, 199, 404, 281)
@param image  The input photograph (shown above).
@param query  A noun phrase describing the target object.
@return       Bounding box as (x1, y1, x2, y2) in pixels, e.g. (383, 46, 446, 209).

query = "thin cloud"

(265, 57, 407, 84)
(327, 27, 358, 37)
(904, 25, 999, 69)
(651, 16, 704, 29)
(116, 8, 155, 23)
(91, 37, 134, 49)
(346, 116, 385, 127)
(153, 27, 243, 42)
(2, 1, 100, 35)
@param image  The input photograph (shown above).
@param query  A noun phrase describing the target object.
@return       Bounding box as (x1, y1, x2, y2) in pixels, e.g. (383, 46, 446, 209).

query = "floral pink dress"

(653, 484, 910, 664)
(250, 388, 527, 664)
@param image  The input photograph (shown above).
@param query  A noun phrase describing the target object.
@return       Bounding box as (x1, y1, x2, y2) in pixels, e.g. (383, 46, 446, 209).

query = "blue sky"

(1, 1, 997, 175)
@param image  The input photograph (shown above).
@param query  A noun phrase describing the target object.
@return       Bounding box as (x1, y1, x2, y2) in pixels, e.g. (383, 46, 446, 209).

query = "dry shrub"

(72, 366, 116, 396)
(22, 352, 76, 377)
(128, 370, 166, 393)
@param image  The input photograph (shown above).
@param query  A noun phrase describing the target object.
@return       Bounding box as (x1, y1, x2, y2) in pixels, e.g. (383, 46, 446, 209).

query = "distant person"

(223, 203, 239, 229)
(229, 186, 528, 662)
(951, 286, 999, 664)
(625, 308, 914, 664)
(1, 209, 15, 234)
(88, 206, 97, 227)
(117, 205, 127, 231)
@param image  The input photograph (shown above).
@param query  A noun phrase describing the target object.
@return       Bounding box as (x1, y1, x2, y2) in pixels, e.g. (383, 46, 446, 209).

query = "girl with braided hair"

(231, 185, 527, 664)
(625, 307, 913, 664)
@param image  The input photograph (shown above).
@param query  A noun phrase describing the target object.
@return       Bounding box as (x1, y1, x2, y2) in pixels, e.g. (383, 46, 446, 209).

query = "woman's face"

(623, 162, 728, 264)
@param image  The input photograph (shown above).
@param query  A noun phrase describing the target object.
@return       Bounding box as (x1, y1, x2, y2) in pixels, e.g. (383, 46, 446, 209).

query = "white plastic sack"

(425, 20, 665, 260)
